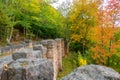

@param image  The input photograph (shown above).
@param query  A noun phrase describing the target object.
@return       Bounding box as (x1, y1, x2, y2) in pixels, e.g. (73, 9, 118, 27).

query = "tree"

(31, 1, 64, 39)
(68, 0, 99, 54)
(106, 0, 120, 27)
(56, 0, 73, 54)
(90, 0, 120, 65)
(0, 0, 15, 44)
(0, 0, 65, 44)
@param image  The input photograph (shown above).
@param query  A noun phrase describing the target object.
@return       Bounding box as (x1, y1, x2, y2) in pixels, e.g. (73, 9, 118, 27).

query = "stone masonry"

(0, 38, 64, 80)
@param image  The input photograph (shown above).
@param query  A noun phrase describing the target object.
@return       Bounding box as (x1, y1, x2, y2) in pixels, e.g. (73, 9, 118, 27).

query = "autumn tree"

(106, 0, 120, 27)
(68, 0, 99, 54)
(90, 0, 120, 65)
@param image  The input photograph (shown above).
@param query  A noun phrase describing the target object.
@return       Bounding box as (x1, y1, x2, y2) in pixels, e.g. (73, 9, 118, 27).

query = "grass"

(57, 53, 78, 80)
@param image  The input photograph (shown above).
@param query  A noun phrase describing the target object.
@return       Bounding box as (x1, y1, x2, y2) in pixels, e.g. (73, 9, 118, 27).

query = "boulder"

(32, 50, 42, 58)
(40, 40, 48, 47)
(12, 47, 47, 60)
(62, 64, 120, 80)
(12, 48, 33, 60)
(0, 55, 13, 77)
(33, 44, 47, 55)
(1, 59, 54, 80)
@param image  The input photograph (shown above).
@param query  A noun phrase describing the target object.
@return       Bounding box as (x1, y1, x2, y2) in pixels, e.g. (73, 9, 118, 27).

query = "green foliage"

(0, 2, 12, 42)
(32, 26, 61, 39)
(109, 54, 120, 72)
(70, 41, 83, 52)
(57, 53, 78, 80)
(70, 39, 91, 53)
(114, 29, 120, 42)
(84, 50, 93, 64)
(108, 48, 120, 73)
(0, 0, 65, 43)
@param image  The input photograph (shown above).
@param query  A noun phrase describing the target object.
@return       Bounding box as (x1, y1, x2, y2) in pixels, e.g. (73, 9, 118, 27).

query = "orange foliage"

(90, 15, 118, 65)
(89, 4, 120, 65)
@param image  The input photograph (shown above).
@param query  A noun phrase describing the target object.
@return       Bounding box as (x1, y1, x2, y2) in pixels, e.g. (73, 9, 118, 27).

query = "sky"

(51, 0, 65, 8)
(51, 0, 73, 9)
(51, 0, 108, 8)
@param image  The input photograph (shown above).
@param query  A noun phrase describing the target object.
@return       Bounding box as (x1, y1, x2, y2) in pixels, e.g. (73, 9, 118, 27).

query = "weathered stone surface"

(1, 59, 54, 80)
(32, 50, 42, 58)
(40, 40, 48, 47)
(14, 44, 25, 49)
(1, 46, 11, 53)
(33, 44, 43, 50)
(32, 41, 41, 46)
(47, 40, 57, 58)
(33, 44, 47, 55)
(0, 38, 65, 80)
(55, 39, 63, 71)
(12, 48, 33, 60)
(0, 55, 13, 77)
(0, 56, 13, 65)
(12, 48, 46, 60)
(62, 64, 120, 80)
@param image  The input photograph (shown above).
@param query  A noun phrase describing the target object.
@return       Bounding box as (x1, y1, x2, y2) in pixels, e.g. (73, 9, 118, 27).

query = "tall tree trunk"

(65, 39, 70, 55)
(107, 38, 112, 66)
(65, 23, 70, 55)
(6, 27, 13, 44)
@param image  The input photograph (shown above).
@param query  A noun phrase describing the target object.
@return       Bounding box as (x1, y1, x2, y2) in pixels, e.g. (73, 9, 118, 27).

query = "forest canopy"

(0, 0, 65, 44)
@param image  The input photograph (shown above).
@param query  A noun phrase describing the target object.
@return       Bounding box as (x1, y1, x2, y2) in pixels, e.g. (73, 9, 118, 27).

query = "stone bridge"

(0, 38, 65, 80)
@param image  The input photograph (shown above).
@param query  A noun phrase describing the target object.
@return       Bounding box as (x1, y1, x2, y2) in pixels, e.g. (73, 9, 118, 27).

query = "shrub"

(77, 51, 87, 66)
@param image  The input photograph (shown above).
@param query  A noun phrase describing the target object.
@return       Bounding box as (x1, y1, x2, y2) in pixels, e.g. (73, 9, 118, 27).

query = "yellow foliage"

(20, 0, 40, 14)
(69, 0, 99, 43)
(78, 58, 87, 66)
(78, 51, 87, 66)
(71, 34, 82, 42)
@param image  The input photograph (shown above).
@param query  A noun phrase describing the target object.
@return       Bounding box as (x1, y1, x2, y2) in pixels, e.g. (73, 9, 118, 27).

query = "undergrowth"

(57, 53, 78, 80)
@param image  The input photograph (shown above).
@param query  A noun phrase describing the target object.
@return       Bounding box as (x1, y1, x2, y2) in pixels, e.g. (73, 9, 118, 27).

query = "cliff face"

(62, 64, 120, 80)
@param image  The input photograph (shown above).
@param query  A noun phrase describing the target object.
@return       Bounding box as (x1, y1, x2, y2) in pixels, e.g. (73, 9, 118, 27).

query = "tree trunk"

(6, 27, 13, 44)
(107, 38, 112, 66)
(65, 39, 69, 55)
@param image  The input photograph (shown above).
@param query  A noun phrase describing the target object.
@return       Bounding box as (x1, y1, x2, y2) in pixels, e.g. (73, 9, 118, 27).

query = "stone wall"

(0, 40, 36, 55)
(0, 38, 64, 80)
